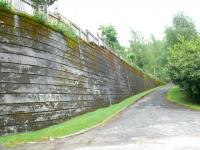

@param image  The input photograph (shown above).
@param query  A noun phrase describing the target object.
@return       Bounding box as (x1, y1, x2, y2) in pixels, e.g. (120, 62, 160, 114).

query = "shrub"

(168, 36, 200, 101)
(31, 13, 78, 41)
(32, 12, 47, 24)
(50, 21, 78, 41)
(0, 0, 12, 10)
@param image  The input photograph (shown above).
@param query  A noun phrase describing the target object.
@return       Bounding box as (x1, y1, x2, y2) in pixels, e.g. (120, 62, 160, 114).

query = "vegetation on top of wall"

(99, 25, 166, 83)
(0, 6, 160, 87)
(127, 31, 169, 82)
(0, 0, 12, 10)
(31, 11, 78, 40)
(99, 13, 200, 88)
(49, 21, 78, 41)
(32, 14, 78, 42)
(0, 1, 78, 42)
(32, 12, 47, 24)
(0, 2, 161, 84)
(99, 25, 118, 48)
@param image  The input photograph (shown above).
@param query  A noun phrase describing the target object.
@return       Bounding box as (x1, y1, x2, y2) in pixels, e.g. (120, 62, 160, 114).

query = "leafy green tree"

(165, 13, 197, 49)
(99, 25, 118, 48)
(168, 36, 200, 101)
(128, 30, 147, 69)
(99, 25, 126, 59)
(0, 0, 12, 10)
(161, 12, 198, 82)
(143, 36, 165, 80)
(128, 31, 169, 81)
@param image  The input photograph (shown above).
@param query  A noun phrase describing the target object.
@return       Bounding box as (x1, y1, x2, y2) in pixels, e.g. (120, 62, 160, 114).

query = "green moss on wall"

(0, 8, 78, 43)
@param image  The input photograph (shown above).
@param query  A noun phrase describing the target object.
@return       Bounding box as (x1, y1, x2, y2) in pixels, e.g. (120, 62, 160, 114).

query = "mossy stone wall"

(0, 9, 161, 135)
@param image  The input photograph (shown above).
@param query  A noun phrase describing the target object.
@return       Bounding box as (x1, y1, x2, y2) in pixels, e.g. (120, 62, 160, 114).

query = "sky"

(49, 0, 200, 46)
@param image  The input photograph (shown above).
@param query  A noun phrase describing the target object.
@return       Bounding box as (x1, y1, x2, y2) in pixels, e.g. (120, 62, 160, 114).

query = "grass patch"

(0, 87, 159, 147)
(167, 86, 200, 111)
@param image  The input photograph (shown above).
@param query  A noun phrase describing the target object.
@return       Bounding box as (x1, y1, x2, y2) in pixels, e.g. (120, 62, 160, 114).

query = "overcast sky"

(50, 0, 200, 46)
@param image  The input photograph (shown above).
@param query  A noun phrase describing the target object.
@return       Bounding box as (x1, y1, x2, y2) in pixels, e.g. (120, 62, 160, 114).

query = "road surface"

(2, 85, 200, 150)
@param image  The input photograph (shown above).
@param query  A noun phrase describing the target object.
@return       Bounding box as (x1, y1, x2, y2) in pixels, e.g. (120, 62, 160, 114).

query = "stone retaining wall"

(0, 9, 161, 135)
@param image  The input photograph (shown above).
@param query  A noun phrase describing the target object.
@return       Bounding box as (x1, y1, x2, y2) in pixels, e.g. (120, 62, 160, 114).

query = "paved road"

(3, 85, 200, 150)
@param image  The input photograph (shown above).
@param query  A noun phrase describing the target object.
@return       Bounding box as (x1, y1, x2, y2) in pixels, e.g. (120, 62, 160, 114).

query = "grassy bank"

(167, 86, 200, 111)
(0, 87, 159, 147)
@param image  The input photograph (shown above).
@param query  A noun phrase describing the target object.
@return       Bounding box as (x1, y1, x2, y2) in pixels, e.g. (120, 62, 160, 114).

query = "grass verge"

(0, 87, 159, 147)
(167, 86, 200, 111)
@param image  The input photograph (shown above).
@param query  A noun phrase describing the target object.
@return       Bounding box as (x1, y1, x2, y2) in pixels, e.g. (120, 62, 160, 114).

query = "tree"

(168, 36, 200, 101)
(99, 25, 118, 48)
(165, 13, 197, 49)
(99, 25, 126, 59)
(144, 35, 169, 80)
(128, 30, 147, 69)
(166, 13, 200, 100)
(128, 31, 169, 81)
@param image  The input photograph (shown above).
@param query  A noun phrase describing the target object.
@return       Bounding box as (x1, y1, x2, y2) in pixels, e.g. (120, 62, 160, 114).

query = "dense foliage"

(1, 0, 199, 100)
(99, 13, 200, 97)
(99, 25, 126, 58)
(99, 25, 118, 48)
(0, 0, 78, 41)
(50, 21, 78, 40)
(33, 12, 47, 24)
(127, 31, 169, 81)
(0, 0, 12, 10)
(167, 13, 200, 100)
(165, 13, 197, 48)
(169, 37, 200, 101)
(99, 25, 169, 81)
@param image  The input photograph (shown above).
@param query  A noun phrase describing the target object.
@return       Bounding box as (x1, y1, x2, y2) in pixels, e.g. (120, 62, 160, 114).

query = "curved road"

(3, 85, 200, 150)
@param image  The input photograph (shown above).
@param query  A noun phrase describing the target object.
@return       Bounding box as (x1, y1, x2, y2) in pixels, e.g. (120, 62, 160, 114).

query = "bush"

(168, 36, 200, 101)
(33, 12, 47, 24)
(0, 0, 12, 10)
(50, 21, 78, 41)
